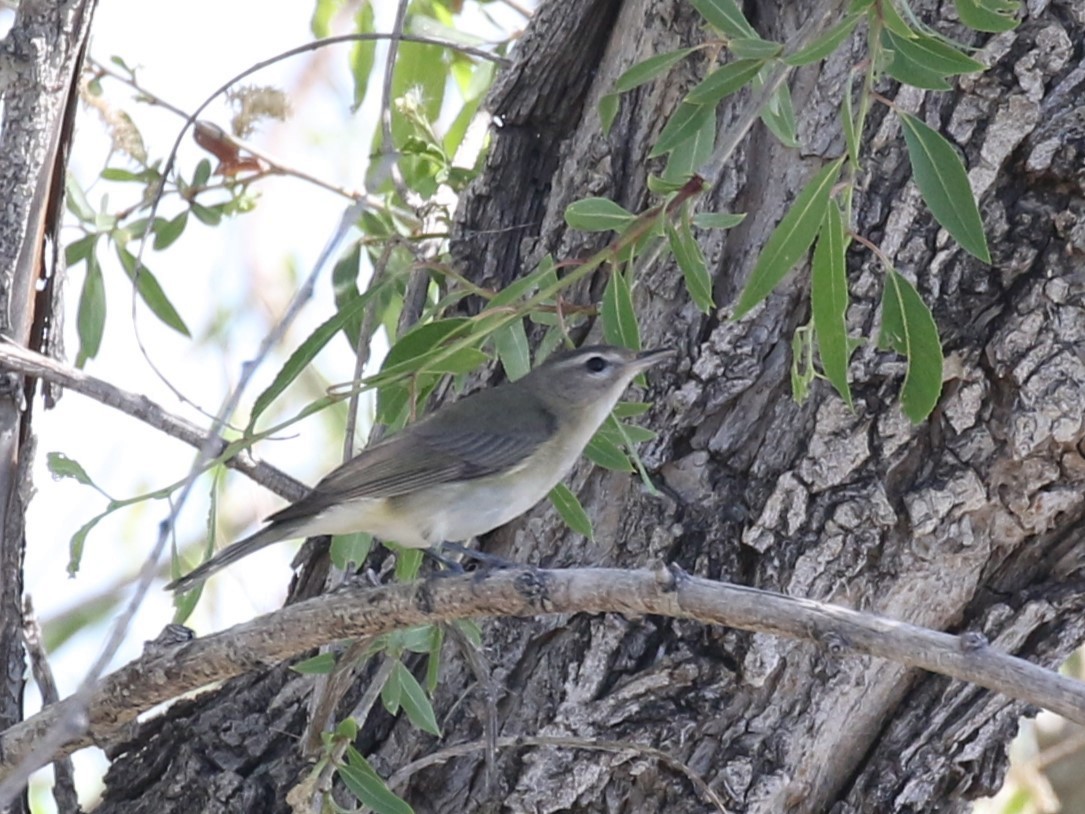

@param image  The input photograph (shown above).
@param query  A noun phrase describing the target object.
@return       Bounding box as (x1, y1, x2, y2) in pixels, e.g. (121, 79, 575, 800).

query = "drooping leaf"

(68, 513, 104, 576)
(392, 660, 441, 736)
(248, 287, 381, 428)
(733, 157, 844, 318)
(492, 319, 532, 381)
(811, 200, 853, 407)
(760, 82, 799, 147)
(650, 103, 715, 157)
(599, 93, 620, 135)
(685, 59, 765, 106)
(899, 112, 990, 262)
(954, 0, 1020, 32)
(75, 252, 106, 367)
(116, 248, 191, 336)
(878, 269, 944, 422)
(47, 452, 97, 487)
(584, 433, 634, 472)
(153, 211, 188, 251)
(785, 13, 862, 66)
(661, 105, 716, 183)
(601, 269, 640, 349)
(667, 218, 714, 313)
(291, 653, 337, 675)
(564, 198, 637, 232)
(330, 533, 372, 570)
(613, 48, 697, 93)
(349, 4, 377, 109)
(549, 483, 594, 540)
(730, 38, 783, 60)
(689, 0, 757, 38)
(340, 747, 415, 814)
(692, 211, 746, 229)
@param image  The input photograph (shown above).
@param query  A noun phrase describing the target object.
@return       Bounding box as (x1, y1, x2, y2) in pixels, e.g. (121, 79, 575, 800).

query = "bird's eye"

(585, 356, 608, 373)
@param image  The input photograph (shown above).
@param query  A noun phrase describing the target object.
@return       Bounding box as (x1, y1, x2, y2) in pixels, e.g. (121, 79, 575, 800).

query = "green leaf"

(650, 103, 714, 157)
(425, 625, 443, 692)
(68, 513, 103, 576)
(192, 159, 212, 188)
(549, 483, 594, 539)
(330, 532, 372, 570)
(564, 198, 637, 232)
(878, 269, 944, 422)
(248, 291, 378, 428)
(661, 105, 716, 183)
(153, 211, 188, 251)
(883, 29, 984, 77)
(392, 660, 441, 736)
(689, 0, 757, 37)
(339, 748, 414, 814)
(842, 81, 860, 166)
(730, 38, 783, 60)
(493, 319, 531, 381)
(599, 93, 620, 135)
(372, 318, 477, 382)
(733, 157, 844, 318)
(584, 433, 634, 472)
(692, 211, 746, 229)
(791, 324, 815, 404)
(612, 401, 651, 418)
(898, 112, 990, 262)
(65, 173, 95, 222)
(190, 202, 222, 226)
(811, 200, 853, 407)
(65, 233, 97, 266)
(613, 48, 697, 93)
(75, 252, 106, 367)
(667, 218, 714, 313)
(785, 13, 862, 66)
(760, 82, 799, 147)
(954, 0, 1020, 33)
(685, 59, 765, 105)
(291, 652, 337, 675)
(47, 452, 96, 487)
(488, 257, 557, 308)
(350, 4, 377, 109)
(601, 269, 640, 349)
(116, 248, 191, 336)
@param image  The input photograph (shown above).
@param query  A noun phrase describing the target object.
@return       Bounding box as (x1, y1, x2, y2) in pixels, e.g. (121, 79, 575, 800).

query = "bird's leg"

(439, 542, 520, 569)
(421, 545, 465, 574)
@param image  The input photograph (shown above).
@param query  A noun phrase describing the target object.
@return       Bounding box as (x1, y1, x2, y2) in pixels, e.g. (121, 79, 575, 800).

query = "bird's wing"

(266, 386, 557, 524)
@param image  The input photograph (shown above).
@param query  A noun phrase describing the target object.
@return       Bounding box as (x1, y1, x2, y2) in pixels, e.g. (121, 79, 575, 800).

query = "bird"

(166, 344, 673, 591)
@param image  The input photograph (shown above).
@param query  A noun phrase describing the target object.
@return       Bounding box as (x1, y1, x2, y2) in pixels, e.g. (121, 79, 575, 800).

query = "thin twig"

(22, 598, 81, 814)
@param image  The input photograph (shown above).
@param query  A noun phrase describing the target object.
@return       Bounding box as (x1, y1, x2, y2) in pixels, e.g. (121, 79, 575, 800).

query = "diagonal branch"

(0, 339, 306, 502)
(1, 565, 1082, 780)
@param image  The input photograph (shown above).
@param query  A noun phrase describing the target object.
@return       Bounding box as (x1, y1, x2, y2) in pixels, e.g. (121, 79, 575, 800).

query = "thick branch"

(0, 340, 306, 501)
(2, 565, 1083, 779)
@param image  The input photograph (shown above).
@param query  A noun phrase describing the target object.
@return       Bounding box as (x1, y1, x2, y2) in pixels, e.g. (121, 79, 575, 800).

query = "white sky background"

(0, 0, 526, 808)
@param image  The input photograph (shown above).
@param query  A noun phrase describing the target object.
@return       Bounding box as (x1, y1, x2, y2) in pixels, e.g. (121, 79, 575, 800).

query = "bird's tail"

(165, 520, 304, 593)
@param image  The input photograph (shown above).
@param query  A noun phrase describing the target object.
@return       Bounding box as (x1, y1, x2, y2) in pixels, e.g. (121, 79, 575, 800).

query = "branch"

(1, 565, 1082, 780)
(0, 339, 306, 502)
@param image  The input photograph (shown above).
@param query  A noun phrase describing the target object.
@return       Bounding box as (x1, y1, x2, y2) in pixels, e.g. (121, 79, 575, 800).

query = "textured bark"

(97, 0, 1085, 812)
(0, 1, 95, 811)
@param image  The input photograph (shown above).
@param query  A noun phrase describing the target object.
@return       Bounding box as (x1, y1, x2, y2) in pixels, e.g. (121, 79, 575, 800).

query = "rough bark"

(0, 1, 95, 811)
(95, 0, 1085, 812)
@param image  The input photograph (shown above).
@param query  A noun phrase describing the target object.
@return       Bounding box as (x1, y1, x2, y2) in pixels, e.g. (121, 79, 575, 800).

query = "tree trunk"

(0, 2, 95, 811)
(97, 0, 1085, 811)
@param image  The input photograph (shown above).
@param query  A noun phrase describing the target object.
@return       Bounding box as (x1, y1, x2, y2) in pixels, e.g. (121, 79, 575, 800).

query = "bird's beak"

(631, 348, 676, 370)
